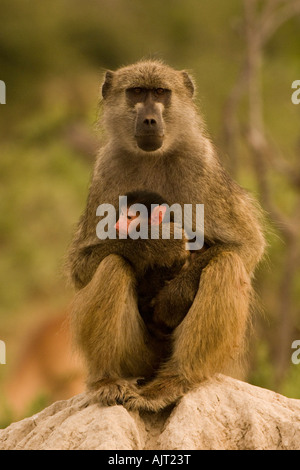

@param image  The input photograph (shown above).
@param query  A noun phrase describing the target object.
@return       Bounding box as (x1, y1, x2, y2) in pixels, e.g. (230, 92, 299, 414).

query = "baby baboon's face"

(101, 61, 195, 154)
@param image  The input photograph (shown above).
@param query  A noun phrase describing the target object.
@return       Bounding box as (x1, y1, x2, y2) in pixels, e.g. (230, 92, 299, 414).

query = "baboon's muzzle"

(135, 101, 164, 152)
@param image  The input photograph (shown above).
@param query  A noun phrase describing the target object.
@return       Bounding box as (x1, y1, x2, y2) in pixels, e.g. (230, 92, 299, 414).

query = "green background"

(0, 0, 299, 426)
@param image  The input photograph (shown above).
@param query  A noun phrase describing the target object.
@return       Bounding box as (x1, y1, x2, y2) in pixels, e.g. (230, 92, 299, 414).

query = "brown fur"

(67, 60, 265, 412)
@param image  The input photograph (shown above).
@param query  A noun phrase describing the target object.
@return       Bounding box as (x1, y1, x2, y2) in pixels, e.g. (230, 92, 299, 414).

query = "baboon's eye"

(133, 87, 142, 94)
(155, 88, 165, 95)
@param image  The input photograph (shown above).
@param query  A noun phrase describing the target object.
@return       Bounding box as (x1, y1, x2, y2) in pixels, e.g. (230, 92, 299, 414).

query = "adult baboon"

(67, 60, 265, 411)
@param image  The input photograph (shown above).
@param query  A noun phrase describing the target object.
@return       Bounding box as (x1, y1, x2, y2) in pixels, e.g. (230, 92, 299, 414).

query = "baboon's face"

(101, 61, 196, 154)
(126, 87, 170, 152)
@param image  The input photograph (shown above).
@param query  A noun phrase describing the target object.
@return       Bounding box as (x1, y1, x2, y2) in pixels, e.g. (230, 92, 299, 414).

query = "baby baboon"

(115, 189, 192, 337)
(67, 60, 265, 411)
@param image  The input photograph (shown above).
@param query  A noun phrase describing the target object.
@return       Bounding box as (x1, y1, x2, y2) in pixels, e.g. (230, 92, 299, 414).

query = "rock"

(1, 375, 300, 450)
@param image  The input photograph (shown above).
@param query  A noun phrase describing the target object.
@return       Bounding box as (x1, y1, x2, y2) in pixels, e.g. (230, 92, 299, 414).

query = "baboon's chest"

(115, 160, 200, 205)
(100, 153, 204, 208)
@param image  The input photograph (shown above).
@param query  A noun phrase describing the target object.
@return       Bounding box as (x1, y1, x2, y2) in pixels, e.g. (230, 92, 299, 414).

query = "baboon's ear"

(102, 71, 114, 99)
(181, 71, 195, 98)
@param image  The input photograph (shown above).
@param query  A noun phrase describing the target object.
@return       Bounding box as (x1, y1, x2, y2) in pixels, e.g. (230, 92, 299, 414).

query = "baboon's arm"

(152, 243, 236, 329)
(68, 224, 187, 290)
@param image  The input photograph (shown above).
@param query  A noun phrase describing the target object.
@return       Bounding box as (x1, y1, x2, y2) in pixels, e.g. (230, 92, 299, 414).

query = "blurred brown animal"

(4, 313, 84, 418)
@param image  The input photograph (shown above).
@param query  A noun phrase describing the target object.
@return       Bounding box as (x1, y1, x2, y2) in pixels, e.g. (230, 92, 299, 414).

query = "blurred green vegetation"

(0, 0, 299, 426)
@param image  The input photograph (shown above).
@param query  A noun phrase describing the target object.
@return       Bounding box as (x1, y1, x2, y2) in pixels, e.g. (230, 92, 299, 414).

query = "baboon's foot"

(87, 378, 140, 407)
(123, 375, 189, 412)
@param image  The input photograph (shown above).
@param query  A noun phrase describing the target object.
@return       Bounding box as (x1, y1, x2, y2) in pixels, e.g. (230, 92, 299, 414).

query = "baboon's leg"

(123, 251, 251, 412)
(71, 254, 157, 406)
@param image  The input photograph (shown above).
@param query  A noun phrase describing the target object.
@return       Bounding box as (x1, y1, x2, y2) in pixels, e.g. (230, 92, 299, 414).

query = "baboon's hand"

(153, 270, 199, 330)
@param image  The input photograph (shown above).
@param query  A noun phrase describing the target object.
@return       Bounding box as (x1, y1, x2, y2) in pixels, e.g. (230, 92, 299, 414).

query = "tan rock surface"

(1, 375, 300, 450)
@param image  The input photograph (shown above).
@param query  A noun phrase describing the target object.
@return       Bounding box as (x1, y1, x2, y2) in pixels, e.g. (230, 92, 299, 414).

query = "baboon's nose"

(135, 107, 164, 151)
(143, 118, 157, 127)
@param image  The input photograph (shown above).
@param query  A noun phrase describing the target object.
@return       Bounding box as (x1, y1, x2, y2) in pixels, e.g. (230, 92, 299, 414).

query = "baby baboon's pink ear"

(102, 71, 114, 99)
(181, 71, 195, 98)
(150, 205, 167, 225)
